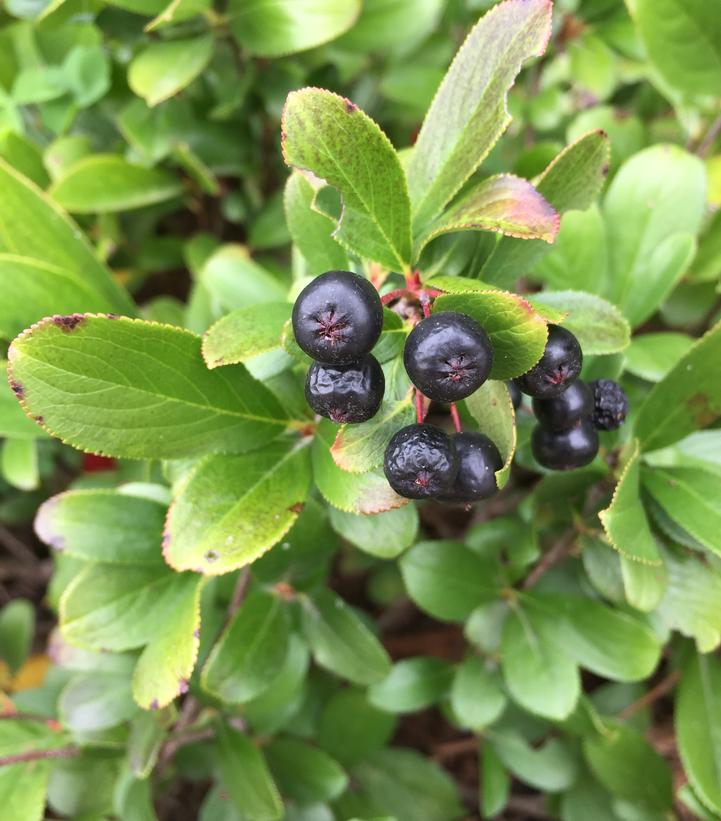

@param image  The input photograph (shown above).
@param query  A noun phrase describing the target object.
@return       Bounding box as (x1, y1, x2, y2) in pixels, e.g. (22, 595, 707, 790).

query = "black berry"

(438, 432, 502, 503)
(305, 355, 384, 424)
(384, 424, 458, 499)
(507, 380, 522, 411)
(403, 312, 493, 403)
(292, 270, 383, 364)
(591, 379, 629, 431)
(514, 325, 582, 399)
(532, 380, 593, 432)
(531, 419, 599, 471)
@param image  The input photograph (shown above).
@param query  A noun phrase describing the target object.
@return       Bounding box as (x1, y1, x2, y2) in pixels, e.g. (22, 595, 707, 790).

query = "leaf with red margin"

(433, 290, 549, 380)
(408, 0, 553, 230)
(413, 174, 559, 261)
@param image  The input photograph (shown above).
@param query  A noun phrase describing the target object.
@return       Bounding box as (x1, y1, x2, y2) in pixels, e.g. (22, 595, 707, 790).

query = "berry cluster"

(292, 271, 385, 423)
(512, 325, 629, 470)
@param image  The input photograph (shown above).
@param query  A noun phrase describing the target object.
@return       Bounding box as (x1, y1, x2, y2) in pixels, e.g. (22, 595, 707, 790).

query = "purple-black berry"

(531, 418, 599, 471)
(514, 325, 582, 399)
(384, 424, 458, 499)
(305, 355, 384, 424)
(591, 379, 629, 431)
(532, 380, 593, 432)
(438, 432, 502, 503)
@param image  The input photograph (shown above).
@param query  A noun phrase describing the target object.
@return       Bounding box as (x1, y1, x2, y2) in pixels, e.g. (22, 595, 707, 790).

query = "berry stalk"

(450, 403, 463, 433)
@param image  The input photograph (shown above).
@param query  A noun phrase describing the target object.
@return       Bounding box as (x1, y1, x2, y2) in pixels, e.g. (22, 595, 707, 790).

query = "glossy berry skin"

(531, 418, 599, 471)
(305, 355, 384, 424)
(591, 379, 629, 431)
(403, 312, 493, 403)
(532, 380, 593, 433)
(292, 270, 383, 364)
(438, 432, 502, 503)
(514, 325, 582, 399)
(384, 424, 458, 499)
(507, 380, 522, 411)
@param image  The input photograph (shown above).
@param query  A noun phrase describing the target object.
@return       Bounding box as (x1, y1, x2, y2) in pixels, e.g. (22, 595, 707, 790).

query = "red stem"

(380, 288, 411, 305)
(450, 403, 463, 433)
(420, 291, 431, 318)
(415, 389, 426, 424)
(0, 746, 79, 768)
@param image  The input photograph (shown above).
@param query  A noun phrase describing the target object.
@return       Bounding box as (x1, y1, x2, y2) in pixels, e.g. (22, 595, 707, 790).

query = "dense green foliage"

(0, 0, 719, 819)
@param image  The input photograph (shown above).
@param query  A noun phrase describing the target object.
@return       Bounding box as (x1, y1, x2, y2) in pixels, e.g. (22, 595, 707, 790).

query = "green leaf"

(368, 657, 453, 714)
(49, 155, 183, 214)
(0, 131, 49, 189)
(635, 321, 721, 452)
(59, 672, 137, 731)
(464, 380, 516, 488)
(677, 651, 721, 815)
(0, 255, 116, 341)
(282, 88, 412, 271)
(266, 739, 348, 804)
(132, 573, 201, 709)
(2, 437, 38, 491)
(400, 540, 500, 622)
(301, 589, 391, 686)
(584, 723, 673, 812)
(642, 466, 721, 556)
(0, 599, 33, 674)
(318, 689, 396, 767)
(228, 0, 361, 57)
(128, 35, 213, 107)
(599, 440, 661, 565)
(482, 130, 610, 287)
(450, 656, 506, 731)
(35, 489, 166, 565)
(353, 748, 463, 821)
(201, 245, 287, 312)
(145, 0, 211, 31)
(331, 400, 414, 474)
(501, 604, 580, 720)
(433, 291, 548, 380)
(626, 332, 695, 382)
(413, 174, 559, 260)
(201, 590, 290, 703)
(0, 362, 46, 439)
(530, 291, 631, 355)
(532, 593, 661, 681)
(164, 439, 312, 574)
(0, 157, 134, 314)
(284, 173, 347, 271)
(491, 732, 578, 792)
(480, 744, 510, 818)
(635, 0, 721, 97)
(8, 315, 287, 460)
(0, 761, 49, 821)
(336, 0, 443, 53)
(312, 419, 405, 514)
(603, 145, 705, 326)
(328, 504, 418, 560)
(407, 0, 552, 229)
(656, 547, 721, 652)
(620, 554, 667, 613)
(217, 724, 283, 821)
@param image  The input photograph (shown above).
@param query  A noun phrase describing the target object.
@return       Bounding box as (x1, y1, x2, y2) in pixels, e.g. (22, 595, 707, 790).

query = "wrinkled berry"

(533, 380, 593, 432)
(438, 432, 502, 503)
(305, 355, 384, 424)
(591, 379, 629, 431)
(507, 380, 522, 411)
(514, 325, 582, 398)
(531, 419, 599, 471)
(403, 312, 493, 403)
(384, 424, 458, 499)
(292, 270, 383, 363)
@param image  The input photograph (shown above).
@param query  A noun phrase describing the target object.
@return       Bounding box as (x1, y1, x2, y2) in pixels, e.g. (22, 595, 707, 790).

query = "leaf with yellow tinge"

(433, 291, 549, 380)
(331, 400, 414, 474)
(599, 440, 661, 565)
(464, 380, 516, 489)
(163, 438, 312, 575)
(414, 174, 559, 260)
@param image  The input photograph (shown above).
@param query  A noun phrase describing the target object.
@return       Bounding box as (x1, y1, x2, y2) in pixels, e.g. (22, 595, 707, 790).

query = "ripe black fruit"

(305, 355, 384, 424)
(292, 270, 383, 364)
(403, 312, 493, 403)
(438, 432, 502, 503)
(531, 418, 599, 471)
(532, 380, 593, 432)
(384, 424, 458, 499)
(507, 380, 522, 411)
(514, 325, 582, 399)
(591, 379, 629, 431)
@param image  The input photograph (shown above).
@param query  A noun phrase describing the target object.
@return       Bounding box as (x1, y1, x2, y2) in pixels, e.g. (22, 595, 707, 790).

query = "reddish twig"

(449, 403, 463, 433)
(415, 389, 427, 424)
(618, 669, 681, 720)
(523, 529, 577, 589)
(0, 746, 79, 767)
